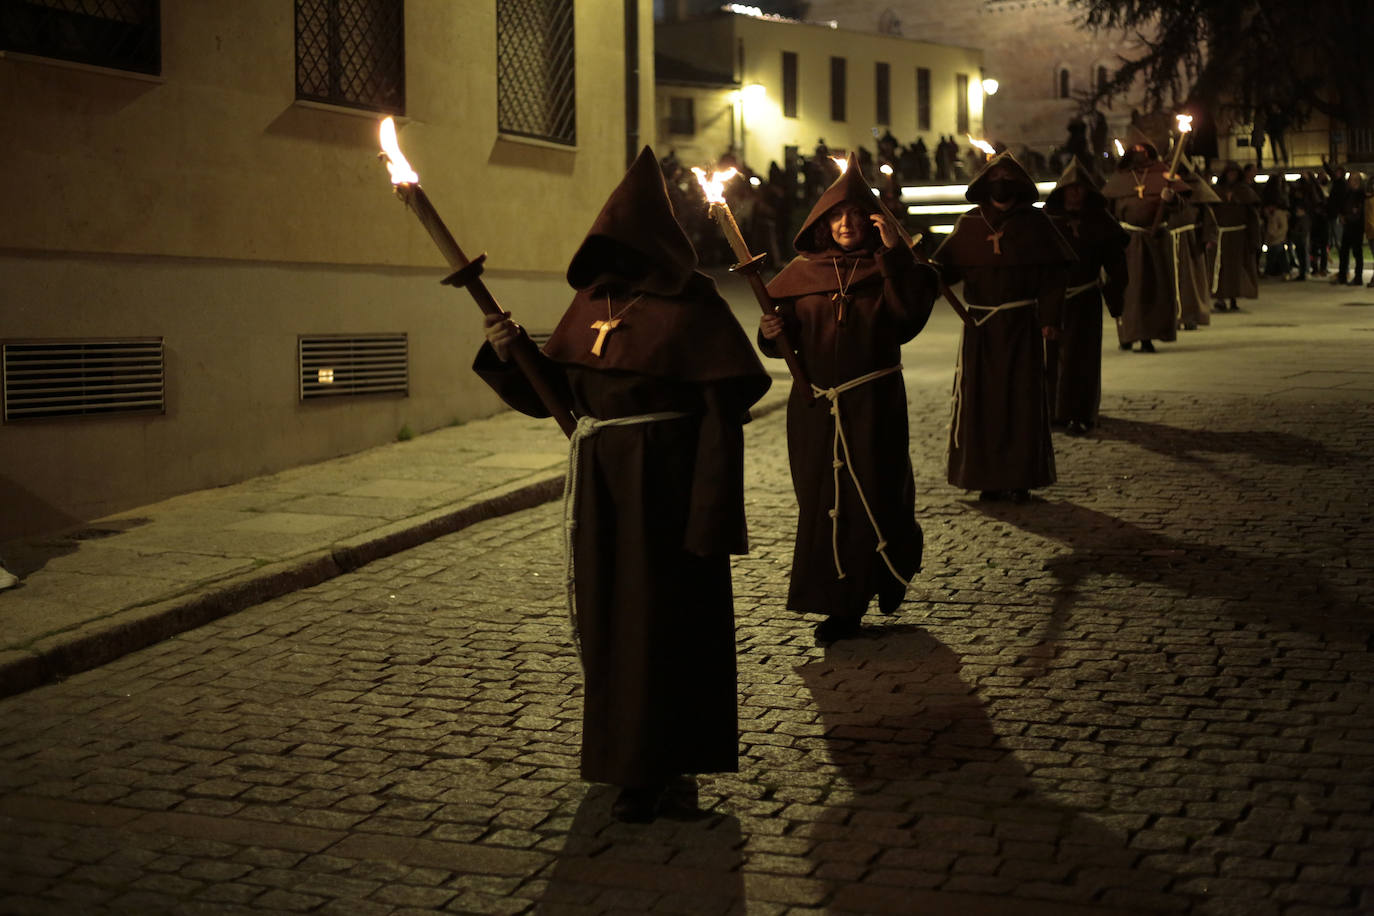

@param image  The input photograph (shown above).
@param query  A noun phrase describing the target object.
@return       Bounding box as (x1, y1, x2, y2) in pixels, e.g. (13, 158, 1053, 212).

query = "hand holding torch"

(378, 118, 576, 437)
(1151, 114, 1194, 233)
(692, 167, 814, 401)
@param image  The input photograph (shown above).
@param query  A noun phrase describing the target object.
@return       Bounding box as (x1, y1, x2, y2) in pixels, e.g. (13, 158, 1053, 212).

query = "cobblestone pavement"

(1, 363, 1373, 910)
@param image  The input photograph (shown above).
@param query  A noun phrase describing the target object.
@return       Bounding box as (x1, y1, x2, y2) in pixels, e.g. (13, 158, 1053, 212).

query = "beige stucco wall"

(656, 13, 983, 173)
(0, 0, 654, 539)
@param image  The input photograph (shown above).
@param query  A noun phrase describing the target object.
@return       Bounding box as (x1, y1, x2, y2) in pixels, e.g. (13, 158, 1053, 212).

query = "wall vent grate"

(2, 338, 165, 422)
(299, 333, 408, 400)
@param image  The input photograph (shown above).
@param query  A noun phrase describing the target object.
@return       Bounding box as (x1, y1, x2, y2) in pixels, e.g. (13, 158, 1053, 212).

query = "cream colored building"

(655, 8, 985, 173)
(0, 0, 654, 538)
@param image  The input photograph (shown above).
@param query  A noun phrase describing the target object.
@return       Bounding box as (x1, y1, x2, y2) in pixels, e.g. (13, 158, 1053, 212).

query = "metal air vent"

(2, 338, 165, 422)
(299, 333, 408, 400)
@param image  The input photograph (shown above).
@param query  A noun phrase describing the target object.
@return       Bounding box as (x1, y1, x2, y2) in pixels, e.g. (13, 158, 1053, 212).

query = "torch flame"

(830, 156, 849, 174)
(880, 163, 894, 176)
(1176, 114, 1193, 134)
(967, 135, 997, 156)
(691, 166, 738, 204)
(378, 117, 419, 185)
(1114, 138, 1125, 156)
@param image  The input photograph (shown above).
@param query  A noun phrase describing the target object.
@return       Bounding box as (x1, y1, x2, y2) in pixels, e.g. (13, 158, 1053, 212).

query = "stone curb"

(0, 389, 789, 699)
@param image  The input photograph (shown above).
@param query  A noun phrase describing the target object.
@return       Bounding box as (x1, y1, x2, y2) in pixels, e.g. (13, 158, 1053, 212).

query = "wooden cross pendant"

(830, 291, 850, 324)
(1135, 183, 1146, 198)
(986, 229, 1005, 255)
(589, 318, 621, 357)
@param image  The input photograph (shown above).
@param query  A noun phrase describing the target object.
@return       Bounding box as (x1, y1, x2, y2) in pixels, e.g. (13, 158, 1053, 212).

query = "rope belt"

(1211, 223, 1246, 294)
(1168, 222, 1197, 318)
(562, 410, 692, 662)
(950, 298, 1037, 450)
(1065, 279, 1100, 299)
(1121, 222, 1151, 234)
(811, 364, 908, 587)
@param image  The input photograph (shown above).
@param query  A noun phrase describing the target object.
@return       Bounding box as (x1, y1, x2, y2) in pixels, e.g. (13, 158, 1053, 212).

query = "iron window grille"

(299, 334, 408, 400)
(916, 67, 931, 131)
(497, 0, 576, 146)
(0, 0, 160, 75)
(956, 73, 970, 135)
(875, 61, 890, 126)
(782, 50, 798, 119)
(295, 0, 404, 115)
(2, 338, 165, 422)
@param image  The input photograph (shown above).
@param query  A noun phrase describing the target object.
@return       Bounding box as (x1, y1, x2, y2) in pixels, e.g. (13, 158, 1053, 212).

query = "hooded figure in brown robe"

(1173, 165, 1219, 330)
(1205, 161, 1262, 310)
(1044, 159, 1129, 434)
(1102, 141, 1192, 351)
(933, 151, 1074, 501)
(760, 152, 939, 644)
(475, 147, 770, 822)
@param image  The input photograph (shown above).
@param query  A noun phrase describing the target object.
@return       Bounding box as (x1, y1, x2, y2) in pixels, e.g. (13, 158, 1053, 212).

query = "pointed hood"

(1045, 158, 1106, 212)
(965, 151, 1039, 206)
(566, 146, 697, 297)
(1178, 165, 1221, 204)
(793, 152, 886, 255)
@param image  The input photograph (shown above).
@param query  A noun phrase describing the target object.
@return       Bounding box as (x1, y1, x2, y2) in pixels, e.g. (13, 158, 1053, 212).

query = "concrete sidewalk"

(0, 369, 788, 697)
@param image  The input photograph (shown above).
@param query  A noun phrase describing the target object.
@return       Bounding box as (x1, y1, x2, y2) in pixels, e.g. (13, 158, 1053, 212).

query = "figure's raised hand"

(759, 311, 785, 341)
(870, 212, 905, 249)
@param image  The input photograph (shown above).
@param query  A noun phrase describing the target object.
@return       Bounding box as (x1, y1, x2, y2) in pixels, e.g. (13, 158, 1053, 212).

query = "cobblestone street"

(1, 287, 1372, 914)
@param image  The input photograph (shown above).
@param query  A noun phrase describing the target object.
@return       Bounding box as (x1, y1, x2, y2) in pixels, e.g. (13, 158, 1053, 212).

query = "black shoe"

(1008, 489, 1032, 504)
(1119, 341, 1132, 351)
(814, 614, 862, 645)
(1228, 301, 1240, 311)
(1212, 301, 1228, 313)
(1182, 322, 1197, 331)
(978, 489, 1007, 501)
(1065, 420, 1088, 437)
(1138, 340, 1156, 353)
(612, 784, 665, 823)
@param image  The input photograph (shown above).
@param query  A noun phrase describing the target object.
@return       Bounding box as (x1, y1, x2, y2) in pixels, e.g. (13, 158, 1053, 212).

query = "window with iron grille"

(0, 0, 160, 75)
(830, 56, 846, 123)
(782, 50, 797, 119)
(956, 72, 970, 135)
(2, 338, 164, 422)
(497, 0, 576, 146)
(295, 0, 404, 114)
(875, 61, 890, 126)
(667, 96, 694, 135)
(916, 67, 930, 131)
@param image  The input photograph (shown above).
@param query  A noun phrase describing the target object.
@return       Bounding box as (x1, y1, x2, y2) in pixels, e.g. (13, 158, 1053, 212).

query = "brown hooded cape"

(761, 153, 940, 618)
(473, 147, 770, 788)
(1103, 157, 1192, 344)
(932, 152, 1073, 492)
(1206, 162, 1262, 300)
(1044, 159, 1129, 426)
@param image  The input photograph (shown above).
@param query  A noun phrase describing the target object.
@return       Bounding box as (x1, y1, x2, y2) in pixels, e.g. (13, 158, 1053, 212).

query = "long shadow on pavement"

(537, 784, 746, 914)
(1093, 415, 1355, 467)
(795, 626, 1170, 915)
(971, 499, 1367, 641)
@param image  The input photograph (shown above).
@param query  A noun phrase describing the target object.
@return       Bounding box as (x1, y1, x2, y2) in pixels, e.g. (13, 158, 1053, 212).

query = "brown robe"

(1206, 170, 1262, 300)
(763, 153, 939, 618)
(1103, 160, 1191, 344)
(1173, 171, 1219, 327)
(474, 148, 770, 788)
(1044, 160, 1129, 426)
(933, 152, 1074, 492)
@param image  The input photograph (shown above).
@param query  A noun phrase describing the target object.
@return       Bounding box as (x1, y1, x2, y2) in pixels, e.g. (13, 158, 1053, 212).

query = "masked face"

(1063, 184, 1087, 211)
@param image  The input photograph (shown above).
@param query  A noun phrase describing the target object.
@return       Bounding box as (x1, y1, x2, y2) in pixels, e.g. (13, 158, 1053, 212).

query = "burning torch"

(692, 166, 813, 401)
(1150, 114, 1194, 233)
(377, 118, 576, 438)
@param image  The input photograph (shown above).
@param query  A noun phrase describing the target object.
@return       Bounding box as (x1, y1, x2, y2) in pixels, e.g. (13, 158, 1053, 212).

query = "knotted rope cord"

(949, 299, 1036, 450)
(1065, 279, 1100, 299)
(1168, 222, 1198, 320)
(562, 411, 692, 663)
(1210, 224, 1245, 294)
(811, 364, 907, 585)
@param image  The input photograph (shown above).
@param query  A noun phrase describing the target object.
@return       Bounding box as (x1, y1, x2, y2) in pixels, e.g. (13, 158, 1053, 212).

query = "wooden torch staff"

(378, 120, 576, 438)
(692, 168, 813, 402)
(1150, 114, 1194, 234)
